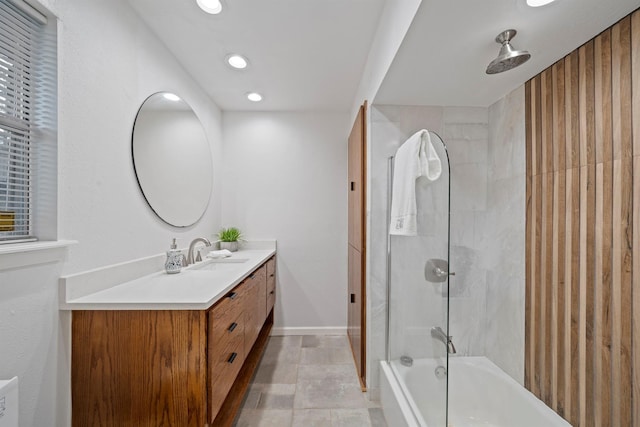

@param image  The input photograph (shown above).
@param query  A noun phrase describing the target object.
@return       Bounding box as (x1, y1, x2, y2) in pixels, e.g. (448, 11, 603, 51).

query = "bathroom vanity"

(60, 247, 276, 427)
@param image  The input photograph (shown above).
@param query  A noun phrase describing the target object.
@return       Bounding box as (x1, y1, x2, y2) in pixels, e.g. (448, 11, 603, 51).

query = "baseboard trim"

(270, 326, 347, 336)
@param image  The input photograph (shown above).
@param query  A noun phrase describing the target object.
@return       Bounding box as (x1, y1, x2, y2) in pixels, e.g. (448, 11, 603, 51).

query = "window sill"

(0, 240, 77, 271)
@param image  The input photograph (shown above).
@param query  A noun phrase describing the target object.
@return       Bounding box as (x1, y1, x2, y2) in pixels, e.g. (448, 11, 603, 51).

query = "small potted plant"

(217, 227, 243, 252)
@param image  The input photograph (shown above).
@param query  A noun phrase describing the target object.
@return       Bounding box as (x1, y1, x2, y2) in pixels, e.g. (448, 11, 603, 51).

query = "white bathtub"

(381, 356, 572, 427)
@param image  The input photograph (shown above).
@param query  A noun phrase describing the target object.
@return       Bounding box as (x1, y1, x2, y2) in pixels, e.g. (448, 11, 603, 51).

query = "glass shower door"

(386, 131, 451, 426)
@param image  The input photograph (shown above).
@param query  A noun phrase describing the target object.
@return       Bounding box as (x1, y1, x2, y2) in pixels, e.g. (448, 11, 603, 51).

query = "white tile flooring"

(233, 335, 388, 427)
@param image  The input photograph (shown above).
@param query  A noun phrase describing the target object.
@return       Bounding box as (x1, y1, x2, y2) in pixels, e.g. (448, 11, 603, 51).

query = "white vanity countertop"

(59, 248, 275, 310)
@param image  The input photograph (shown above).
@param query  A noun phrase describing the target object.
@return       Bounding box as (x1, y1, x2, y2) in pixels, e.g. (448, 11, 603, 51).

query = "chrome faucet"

(431, 326, 456, 354)
(186, 237, 212, 265)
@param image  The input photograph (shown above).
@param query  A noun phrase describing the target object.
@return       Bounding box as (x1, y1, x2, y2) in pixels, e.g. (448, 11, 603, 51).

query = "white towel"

(420, 131, 442, 181)
(206, 249, 233, 258)
(389, 130, 442, 236)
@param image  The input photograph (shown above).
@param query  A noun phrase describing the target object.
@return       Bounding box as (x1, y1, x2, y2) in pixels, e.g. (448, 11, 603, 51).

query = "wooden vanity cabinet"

(71, 257, 276, 427)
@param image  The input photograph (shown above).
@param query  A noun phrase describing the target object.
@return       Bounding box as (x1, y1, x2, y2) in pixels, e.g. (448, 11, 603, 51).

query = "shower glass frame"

(385, 130, 451, 427)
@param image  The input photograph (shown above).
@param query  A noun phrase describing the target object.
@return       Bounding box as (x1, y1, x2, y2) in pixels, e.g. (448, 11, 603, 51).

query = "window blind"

(0, 0, 48, 243)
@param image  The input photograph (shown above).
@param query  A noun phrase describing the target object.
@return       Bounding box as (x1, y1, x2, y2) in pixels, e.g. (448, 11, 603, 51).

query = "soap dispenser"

(165, 238, 183, 274)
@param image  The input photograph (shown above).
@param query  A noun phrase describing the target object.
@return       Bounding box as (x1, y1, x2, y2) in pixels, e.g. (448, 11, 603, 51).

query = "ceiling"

(128, 0, 386, 111)
(375, 0, 640, 107)
(129, 0, 639, 112)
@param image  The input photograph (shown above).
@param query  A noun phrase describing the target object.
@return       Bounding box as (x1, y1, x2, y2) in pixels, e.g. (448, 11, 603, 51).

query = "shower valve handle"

(433, 267, 455, 278)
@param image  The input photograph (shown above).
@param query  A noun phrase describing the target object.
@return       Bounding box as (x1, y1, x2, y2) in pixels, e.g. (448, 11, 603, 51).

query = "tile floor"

(233, 335, 388, 427)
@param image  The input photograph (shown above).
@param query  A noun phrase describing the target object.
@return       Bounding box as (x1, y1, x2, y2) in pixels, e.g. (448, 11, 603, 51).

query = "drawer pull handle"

(269, 291, 275, 295)
(227, 292, 237, 300)
(228, 322, 238, 332)
(228, 352, 238, 364)
(249, 273, 255, 278)
(269, 274, 275, 277)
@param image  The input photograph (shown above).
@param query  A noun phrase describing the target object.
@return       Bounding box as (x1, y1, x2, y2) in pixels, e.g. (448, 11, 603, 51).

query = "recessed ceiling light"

(247, 92, 263, 102)
(526, 0, 556, 7)
(226, 54, 248, 69)
(163, 93, 181, 101)
(196, 0, 222, 14)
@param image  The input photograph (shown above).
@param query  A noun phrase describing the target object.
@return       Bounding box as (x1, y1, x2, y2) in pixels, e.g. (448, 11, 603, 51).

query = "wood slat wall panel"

(526, 81, 533, 178)
(594, 160, 612, 427)
(617, 157, 633, 427)
(633, 156, 640, 427)
(612, 16, 633, 427)
(525, 81, 533, 391)
(578, 165, 588, 427)
(585, 164, 596, 427)
(612, 17, 633, 160)
(594, 28, 613, 426)
(525, 173, 532, 388)
(552, 61, 567, 415)
(542, 70, 554, 173)
(525, 9, 638, 426)
(533, 80, 544, 398)
(581, 38, 597, 427)
(554, 62, 567, 171)
(553, 169, 567, 415)
(543, 171, 554, 406)
(534, 75, 543, 176)
(634, 12, 640, 157)
(534, 172, 543, 396)
(632, 13, 640, 427)
(568, 167, 581, 426)
(579, 41, 596, 166)
(566, 51, 581, 169)
(594, 29, 612, 165)
(551, 170, 559, 410)
(564, 51, 581, 424)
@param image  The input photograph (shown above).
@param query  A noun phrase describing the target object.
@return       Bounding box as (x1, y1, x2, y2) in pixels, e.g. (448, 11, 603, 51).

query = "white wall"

(52, 0, 224, 274)
(349, 0, 422, 125)
(221, 112, 349, 332)
(0, 0, 224, 425)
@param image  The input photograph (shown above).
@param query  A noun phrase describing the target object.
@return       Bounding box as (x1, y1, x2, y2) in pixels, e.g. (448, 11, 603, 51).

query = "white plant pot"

(219, 241, 238, 252)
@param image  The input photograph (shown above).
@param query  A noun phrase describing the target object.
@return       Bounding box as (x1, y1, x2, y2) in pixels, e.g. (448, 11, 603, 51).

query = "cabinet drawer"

(210, 287, 244, 325)
(266, 257, 276, 287)
(244, 265, 267, 352)
(266, 257, 276, 313)
(208, 320, 245, 422)
(246, 264, 267, 288)
(244, 284, 264, 352)
(267, 288, 276, 314)
(209, 307, 244, 347)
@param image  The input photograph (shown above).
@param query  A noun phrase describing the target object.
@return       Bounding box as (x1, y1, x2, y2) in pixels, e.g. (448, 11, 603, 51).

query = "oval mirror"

(132, 92, 213, 227)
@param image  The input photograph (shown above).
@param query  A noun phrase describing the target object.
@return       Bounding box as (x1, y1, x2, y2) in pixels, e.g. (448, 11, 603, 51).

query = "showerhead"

(486, 29, 531, 75)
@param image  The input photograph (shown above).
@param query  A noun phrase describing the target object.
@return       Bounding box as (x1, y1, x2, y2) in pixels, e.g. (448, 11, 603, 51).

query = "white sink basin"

(185, 258, 248, 272)
(207, 257, 249, 263)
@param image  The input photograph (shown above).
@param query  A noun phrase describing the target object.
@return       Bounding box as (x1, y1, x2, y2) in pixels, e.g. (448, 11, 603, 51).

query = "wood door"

(348, 244, 362, 377)
(347, 102, 366, 387)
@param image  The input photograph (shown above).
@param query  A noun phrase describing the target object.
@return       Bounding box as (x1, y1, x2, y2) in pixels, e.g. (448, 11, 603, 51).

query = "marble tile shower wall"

(443, 109, 492, 360)
(484, 87, 525, 384)
(368, 105, 491, 391)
